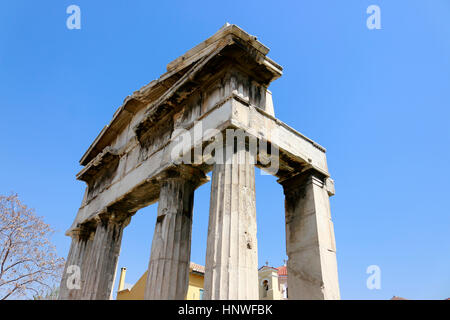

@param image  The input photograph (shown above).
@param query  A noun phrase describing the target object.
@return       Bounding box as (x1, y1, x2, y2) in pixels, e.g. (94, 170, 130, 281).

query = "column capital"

(278, 169, 335, 197)
(157, 165, 209, 187)
(93, 208, 133, 229)
(67, 222, 96, 241)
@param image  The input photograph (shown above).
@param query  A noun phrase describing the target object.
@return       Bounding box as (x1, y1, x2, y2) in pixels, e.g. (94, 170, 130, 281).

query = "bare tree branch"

(0, 194, 65, 300)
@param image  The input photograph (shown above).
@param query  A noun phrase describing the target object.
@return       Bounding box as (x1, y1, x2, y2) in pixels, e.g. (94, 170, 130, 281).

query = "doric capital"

(278, 168, 333, 196)
(69, 222, 96, 241)
(94, 208, 133, 229)
(158, 165, 210, 188)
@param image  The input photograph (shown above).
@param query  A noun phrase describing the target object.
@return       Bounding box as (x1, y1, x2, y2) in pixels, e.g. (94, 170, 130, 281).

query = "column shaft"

(58, 230, 93, 300)
(281, 170, 340, 300)
(81, 214, 129, 300)
(144, 177, 196, 300)
(204, 147, 258, 300)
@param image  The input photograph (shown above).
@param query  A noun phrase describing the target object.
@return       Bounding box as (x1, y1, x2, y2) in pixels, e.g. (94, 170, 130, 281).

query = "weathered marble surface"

(60, 23, 340, 300)
(145, 169, 206, 300)
(204, 145, 258, 299)
(280, 170, 340, 300)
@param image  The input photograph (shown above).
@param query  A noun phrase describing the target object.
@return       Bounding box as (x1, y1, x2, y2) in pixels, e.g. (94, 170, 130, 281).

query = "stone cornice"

(76, 146, 119, 183)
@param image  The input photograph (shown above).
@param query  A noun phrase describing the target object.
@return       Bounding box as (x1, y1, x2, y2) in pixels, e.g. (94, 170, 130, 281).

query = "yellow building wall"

(117, 271, 204, 300)
(116, 271, 148, 300)
(186, 273, 204, 300)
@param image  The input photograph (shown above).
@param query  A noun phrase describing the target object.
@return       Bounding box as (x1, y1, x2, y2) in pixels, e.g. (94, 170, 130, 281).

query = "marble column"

(58, 226, 94, 300)
(204, 145, 258, 300)
(145, 169, 204, 300)
(280, 169, 340, 300)
(80, 212, 130, 300)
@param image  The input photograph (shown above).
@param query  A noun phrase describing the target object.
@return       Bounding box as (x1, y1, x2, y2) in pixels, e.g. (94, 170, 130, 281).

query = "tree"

(0, 193, 65, 300)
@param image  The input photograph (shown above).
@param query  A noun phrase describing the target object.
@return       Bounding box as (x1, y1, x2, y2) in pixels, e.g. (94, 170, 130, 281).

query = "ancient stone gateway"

(59, 24, 340, 300)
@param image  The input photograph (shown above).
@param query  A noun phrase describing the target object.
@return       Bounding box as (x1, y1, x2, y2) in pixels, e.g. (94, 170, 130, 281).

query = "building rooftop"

(258, 263, 288, 277)
(189, 262, 205, 274)
(277, 265, 287, 276)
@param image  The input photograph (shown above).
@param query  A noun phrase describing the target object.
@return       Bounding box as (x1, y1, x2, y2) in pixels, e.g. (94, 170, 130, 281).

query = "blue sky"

(1, 1, 449, 300)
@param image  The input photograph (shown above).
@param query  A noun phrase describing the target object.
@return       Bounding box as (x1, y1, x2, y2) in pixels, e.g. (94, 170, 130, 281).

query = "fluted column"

(145, 169, 205, 300)
(58, 226, 94, 300)
(280, 169, 340, 300)
(80, 212, 130, 300)
(204, 144, 258, 300)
